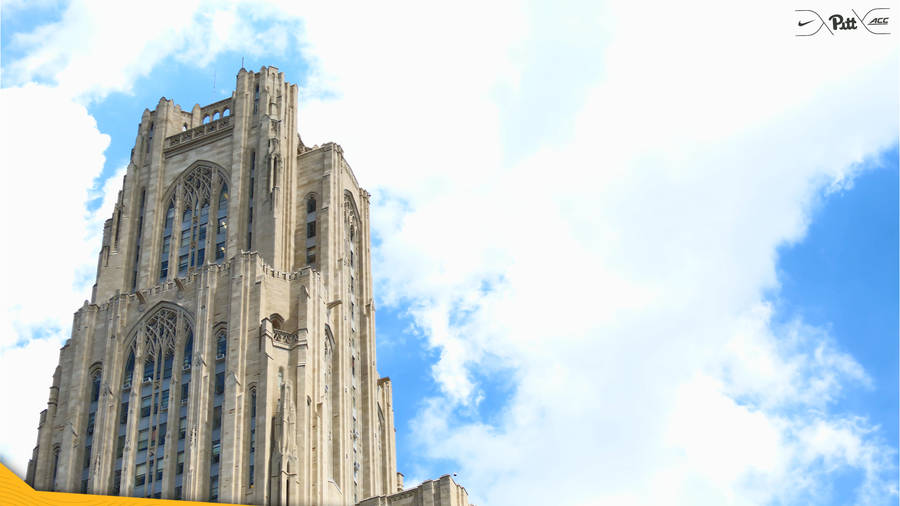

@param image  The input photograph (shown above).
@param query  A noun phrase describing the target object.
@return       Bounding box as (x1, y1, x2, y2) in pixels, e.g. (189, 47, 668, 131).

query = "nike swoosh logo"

(798, 19, 816, 26)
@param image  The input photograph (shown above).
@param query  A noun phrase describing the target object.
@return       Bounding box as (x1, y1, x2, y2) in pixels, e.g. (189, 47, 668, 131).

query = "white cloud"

(0, 1, 896, 504)
(0, 83, 118, 475)
(0, 335, 68, 475)
(2, 0, 302, 105)
(286, 1, 899, 505)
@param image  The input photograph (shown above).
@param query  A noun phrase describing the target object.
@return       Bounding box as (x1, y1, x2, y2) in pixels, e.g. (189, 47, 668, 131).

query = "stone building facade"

(24, 66, 469, 506)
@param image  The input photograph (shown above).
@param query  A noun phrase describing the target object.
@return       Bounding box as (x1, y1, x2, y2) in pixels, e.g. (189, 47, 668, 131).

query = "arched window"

(115, 305, 193, 498)
(90, 369, 102, 403)
(159, 203, 174, 281)
(213, 111, 220, 121)
(215, 185, 228, 262)
(223, 108, 230, 117)
(203, 115, 210, 125)
(162, 164, 228, 279)
(51, 445, 60, 491)
(269, 314, 284, 330)
(345, 194, 360, 332)
(182, 123, 188, 132)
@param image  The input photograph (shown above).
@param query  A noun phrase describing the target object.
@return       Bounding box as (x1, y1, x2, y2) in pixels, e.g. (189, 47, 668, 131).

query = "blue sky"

(0, 2, 897, 505)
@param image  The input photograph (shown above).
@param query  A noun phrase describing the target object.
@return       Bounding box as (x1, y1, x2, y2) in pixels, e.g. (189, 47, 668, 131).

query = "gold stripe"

(0, 463, 237, 505)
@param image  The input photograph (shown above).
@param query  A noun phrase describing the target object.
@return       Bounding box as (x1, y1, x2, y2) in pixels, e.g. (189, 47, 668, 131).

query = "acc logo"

(795, 8, 890, 35)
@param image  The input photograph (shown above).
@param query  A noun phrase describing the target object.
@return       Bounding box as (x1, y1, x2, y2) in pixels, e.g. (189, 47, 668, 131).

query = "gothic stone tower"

(25, 66, 401, 505)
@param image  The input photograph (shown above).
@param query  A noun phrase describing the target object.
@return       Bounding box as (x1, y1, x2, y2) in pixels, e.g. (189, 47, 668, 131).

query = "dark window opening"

(90, 372, 101, 402)
(216, 332, 227, 358)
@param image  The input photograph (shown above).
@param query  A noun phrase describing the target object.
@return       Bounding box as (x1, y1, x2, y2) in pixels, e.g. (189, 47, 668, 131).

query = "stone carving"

(165, 116, 233, 149)
(272, 329, 298, 346)
(182, 165, 214, 210)
(141, 307, 178, 358)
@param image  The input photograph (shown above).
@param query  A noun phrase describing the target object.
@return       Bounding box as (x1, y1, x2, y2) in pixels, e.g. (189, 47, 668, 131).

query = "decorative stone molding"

(165, 116, 233, 151)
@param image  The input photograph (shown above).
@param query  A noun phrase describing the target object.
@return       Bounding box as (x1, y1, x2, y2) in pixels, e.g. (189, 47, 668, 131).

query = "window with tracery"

(158, 164, 230, 282)
(113, 305, 194, 498)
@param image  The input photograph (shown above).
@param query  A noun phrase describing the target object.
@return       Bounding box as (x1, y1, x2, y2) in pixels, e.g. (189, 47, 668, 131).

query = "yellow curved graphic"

(0, 463, 235, 505)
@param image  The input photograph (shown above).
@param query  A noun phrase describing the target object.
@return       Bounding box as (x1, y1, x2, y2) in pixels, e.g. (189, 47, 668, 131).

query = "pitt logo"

(795, 8, 890, 36)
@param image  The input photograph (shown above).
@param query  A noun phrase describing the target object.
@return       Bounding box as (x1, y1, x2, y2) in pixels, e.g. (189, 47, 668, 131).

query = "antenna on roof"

(241, 56, 245, 69)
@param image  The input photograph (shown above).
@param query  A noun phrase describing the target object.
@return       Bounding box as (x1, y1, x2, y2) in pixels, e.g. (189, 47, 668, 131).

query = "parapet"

(357, 474, 472, 506)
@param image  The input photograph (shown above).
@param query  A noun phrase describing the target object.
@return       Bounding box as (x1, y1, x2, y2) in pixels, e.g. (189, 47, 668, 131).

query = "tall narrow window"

(253, 85, 259, 115)
(248, 388, 256, 488)
(183, 332, 193, 370)
(195, 202, 209, 267)
(159, 203, 174, 281)
(178, 209, 191, 276)
(215, 185, 228, 262)
(132, 189, 146, 291)
(123, 353, 134, 388)
(90, 370, 101, 402)
(51, 446, 60, 491)
(114, 350, 134, 495)
(209, 326, 226, 501)
(163, 353, 173, 379)
(247, 152, 255, 250)
(216, 331, 226, 360)
(306, 196, 316, 265)
(328, 334, 340, 485)
(81, 368, 101, 493)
